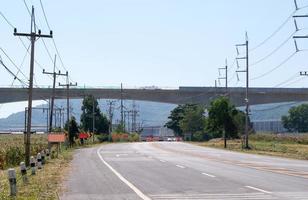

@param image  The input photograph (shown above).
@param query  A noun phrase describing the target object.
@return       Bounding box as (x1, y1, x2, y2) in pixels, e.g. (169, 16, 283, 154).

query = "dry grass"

(195, 133, 308, 160)
(0, 134, 48, 169)
(0, 149, 73, 200)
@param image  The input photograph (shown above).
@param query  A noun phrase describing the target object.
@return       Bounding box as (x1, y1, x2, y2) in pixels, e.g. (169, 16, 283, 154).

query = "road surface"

(61, 142, 308, 200)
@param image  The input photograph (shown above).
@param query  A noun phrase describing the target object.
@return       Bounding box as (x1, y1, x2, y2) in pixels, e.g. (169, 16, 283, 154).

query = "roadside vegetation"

(0, 134, 48, 170)
(165, 96, 251, 143)
(0, 144, 73, 200)
(282, 103, 308, 133)
(197, 133, 308, 160)
(165, 96, 308, 160)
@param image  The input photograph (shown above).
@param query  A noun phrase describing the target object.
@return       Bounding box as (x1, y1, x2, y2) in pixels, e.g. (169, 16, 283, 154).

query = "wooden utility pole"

(59, 74, 77, 145)
(43, 55, 67, 133)
(14, 6, 53, 166)
(107, 100, 116, 139)
(120, 83, 124, 130)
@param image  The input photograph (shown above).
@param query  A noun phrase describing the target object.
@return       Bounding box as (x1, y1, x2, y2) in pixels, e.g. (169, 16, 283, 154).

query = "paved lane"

(61, 142, 308, 200)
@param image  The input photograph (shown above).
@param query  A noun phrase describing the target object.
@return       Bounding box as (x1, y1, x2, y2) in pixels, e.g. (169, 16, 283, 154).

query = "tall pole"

(107, 100, 116, 140)
(218, 59, 228, 148)
(14, 6, 53, 166)
(120, 83, 124, 130)
(236, 32, 249, 149)
(245, 33, 249, 149)
(43, 55, 67, 132)
(92, 97, 96, 143)
(59, 74, 77, 146)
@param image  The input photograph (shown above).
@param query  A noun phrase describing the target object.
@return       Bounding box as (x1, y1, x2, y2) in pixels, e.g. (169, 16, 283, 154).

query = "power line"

(250, 51, 297, 81)
(274, 71, 299, 87)
(39, 0, 74, 82)
(250, 11, 295, 52)
(250, 31, 296, 67)
(0, 11, 15, 28)
(0, 56, 28, 86)
(0, 47, 29, 81)
(22, 0, 72, 82)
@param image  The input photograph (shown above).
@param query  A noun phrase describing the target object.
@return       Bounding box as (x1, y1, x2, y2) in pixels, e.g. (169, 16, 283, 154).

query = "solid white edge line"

(97, 147, 151, 200)
(176, 165, 186, 169)
(202, 172, 216, 178)
(245, 186, 272, 194)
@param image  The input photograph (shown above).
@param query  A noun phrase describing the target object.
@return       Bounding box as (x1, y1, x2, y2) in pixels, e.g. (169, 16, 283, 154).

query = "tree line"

(65, 95, 110, 145)
(165, 96, 252, 141)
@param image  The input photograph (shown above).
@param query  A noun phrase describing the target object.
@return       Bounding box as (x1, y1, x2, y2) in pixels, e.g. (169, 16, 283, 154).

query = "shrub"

(128, 133, 140, 142)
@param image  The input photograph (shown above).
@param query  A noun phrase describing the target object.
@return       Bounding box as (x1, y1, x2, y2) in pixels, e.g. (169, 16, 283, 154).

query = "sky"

(1, 0, 308, 117)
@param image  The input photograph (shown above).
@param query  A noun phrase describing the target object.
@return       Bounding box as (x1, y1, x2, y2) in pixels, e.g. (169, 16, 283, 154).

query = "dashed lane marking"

(97, 146, 151, 200)
(245, 186, 272, 194)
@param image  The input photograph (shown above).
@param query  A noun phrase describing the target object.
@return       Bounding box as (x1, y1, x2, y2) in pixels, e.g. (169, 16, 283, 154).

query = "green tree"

(179, 105, 206, 140)
(80, 95, 109, 134)
(64, 116, 79, 145)
(165, 104, 200, 136)
(282, 104, 308, 132)
(206, 97, 241, 140)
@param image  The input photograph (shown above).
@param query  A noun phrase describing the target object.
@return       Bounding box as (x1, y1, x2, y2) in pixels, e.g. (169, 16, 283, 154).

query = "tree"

(165, 104, 200, 136)
(206, 97, 242, 141)
(179, 105, 206, 140)
(64, 116, 79, 145)
(282, 104, 308, 132)
(80, 95, 109, 134)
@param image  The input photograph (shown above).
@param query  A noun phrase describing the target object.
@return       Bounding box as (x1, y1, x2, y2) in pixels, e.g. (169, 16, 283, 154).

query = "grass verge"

(0, 148, 74, 200)
(194, 133, 308, 160)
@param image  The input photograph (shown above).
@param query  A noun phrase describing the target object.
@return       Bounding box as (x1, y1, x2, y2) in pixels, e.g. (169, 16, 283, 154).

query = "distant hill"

(0, 99, 177, 131)
(0, 99, 306, 131)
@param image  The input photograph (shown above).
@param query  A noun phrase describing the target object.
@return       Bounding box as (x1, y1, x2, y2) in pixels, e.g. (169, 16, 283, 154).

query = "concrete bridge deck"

(1, 87, 308, 106)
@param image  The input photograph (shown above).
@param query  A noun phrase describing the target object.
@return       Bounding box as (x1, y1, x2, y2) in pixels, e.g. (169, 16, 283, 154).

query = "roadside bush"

(250, 133, 308, 145)
(111, 133, 140, 142)
(111, 133, 129, 142)
(192, 131, 205, 141)
(97, 134, 110, 142)
(128, 133, 140, 142)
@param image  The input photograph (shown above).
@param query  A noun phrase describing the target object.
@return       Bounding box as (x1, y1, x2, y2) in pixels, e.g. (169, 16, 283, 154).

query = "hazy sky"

(1, 0, 308, 117)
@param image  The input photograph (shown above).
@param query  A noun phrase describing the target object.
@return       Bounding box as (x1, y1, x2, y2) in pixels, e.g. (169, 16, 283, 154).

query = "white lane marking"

(245, 186, 272, 194)
(176, 165, 186, 169)
(116, 154, 128, 157)
(159, 159, 166, 163)
(202, 172, 216, 178)
(97, 147, 151, 200)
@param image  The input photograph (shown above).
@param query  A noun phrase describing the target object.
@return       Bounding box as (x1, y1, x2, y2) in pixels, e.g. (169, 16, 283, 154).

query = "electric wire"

(0, 47, 29, 81)
(250, 51, 297, 81)
(0, 57, 28, 86)
(39, 0, 74, 82)
(250, 10, 296, 52)
(274, 72, 299, 87)
(250, 31, 296, 67)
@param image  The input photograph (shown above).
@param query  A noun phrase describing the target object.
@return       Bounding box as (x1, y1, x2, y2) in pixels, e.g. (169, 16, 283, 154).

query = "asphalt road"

(61, 142, 308, 200)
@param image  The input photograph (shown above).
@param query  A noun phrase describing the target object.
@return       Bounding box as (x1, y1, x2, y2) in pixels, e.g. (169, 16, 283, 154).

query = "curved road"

(61, 142, 308, 200)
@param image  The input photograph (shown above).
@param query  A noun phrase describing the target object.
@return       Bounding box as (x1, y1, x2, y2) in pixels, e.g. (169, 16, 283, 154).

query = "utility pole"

(59, 74, 77, 146)
(14, 6, 53, 166)
(92, 97, 96, 143)
(218, 59, 228, 95)
(120, 83, 124, 130)
(107, 100, 116, 139)
(43, 55, 67, 133)
(218, 59, 228, 148)
(131, 101, 139, 132)
(236, 32, 250, 149)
